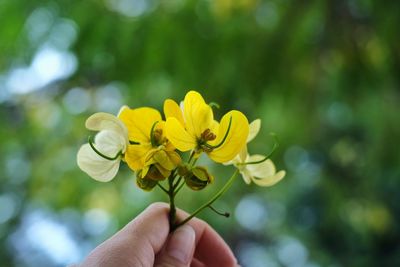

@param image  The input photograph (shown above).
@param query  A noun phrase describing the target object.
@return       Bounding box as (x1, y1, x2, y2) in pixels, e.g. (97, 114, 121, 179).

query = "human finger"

(174, 209, 238, 267)
(79, 202, 171, 267)
(154, 224, 196, 267)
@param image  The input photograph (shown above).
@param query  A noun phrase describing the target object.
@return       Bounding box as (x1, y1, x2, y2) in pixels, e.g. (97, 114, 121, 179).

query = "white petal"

(246, 155, 275, 178)
(95, 130, 127, 155)
(77, 144, 120, 182)
(240, 169, 253, 184)
(85, 112, 128, 139)
(247, 119, 261, 143)
(252, 170, 286, 187)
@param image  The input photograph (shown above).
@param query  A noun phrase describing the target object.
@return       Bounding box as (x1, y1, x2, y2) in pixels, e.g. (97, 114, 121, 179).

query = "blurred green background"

(1, 0, 400, 266)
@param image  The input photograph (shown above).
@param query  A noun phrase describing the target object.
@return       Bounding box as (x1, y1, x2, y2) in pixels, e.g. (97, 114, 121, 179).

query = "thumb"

(155, 224, 196, 267)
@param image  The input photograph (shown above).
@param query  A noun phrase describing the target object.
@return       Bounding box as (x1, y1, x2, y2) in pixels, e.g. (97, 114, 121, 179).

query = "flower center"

(198, 129, 216, 152)
(201, 129, 216, 142)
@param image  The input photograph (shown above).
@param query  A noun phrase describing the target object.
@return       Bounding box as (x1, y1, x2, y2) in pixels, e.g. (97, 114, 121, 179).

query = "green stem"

(208, 205, 230, 217)
(173, 176, 182, 190)
(174, 179, 185, 197)
(172, 170, 238, 231)
(188, 151, 195, 165)
(168, 174, 176, 231)
(157, 183, 168, 194)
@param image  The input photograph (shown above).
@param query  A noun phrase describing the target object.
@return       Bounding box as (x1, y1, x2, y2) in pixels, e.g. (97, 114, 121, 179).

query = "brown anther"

(201, 129, 216, 141)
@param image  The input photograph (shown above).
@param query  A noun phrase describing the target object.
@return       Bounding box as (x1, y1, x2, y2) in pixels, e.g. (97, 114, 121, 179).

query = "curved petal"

(208, 110, 249, 163)
(183, 91, 214, 138)
(165, 117, 196, 151)
(246, 156, 275, 178)
(86, 112, 128, 139)
(247, 119, 261, 143)
(77, 144, 120, 182)
(164, 99, 184, 126)
(252, 170, 286, 187)
(117, 105, 130, 117)
(240, 169, 253, 184)
(95, 130, 127, 155)
(246, 156, 286, 187)
(119, 107, 162, 143)
(124, 143, 152, 171)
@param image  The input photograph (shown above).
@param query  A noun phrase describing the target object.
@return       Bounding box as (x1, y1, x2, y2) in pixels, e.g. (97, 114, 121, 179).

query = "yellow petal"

(118, 107, 162, 143)
(117, 105, 130, 117)
(164, 99, 185, 126)
(124, 143, 152, 171)
(165, 117, 196, 151)
(208, 110, 249, 163)
(167, 150, 182, 166)
(155, 164, 171, 178)
(247, 119, 261, 143)
(153, 150, 176, 170)
(210, 120, 219, 135)
(141, 165, 150, 177)
(183, 91, 214, 138)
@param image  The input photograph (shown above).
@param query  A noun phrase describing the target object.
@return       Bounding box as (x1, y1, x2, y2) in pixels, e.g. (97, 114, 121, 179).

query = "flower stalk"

(171, 170, 238, 231)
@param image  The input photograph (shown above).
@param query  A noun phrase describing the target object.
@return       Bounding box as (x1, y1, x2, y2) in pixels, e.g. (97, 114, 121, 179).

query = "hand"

(75, 202, 238, 267)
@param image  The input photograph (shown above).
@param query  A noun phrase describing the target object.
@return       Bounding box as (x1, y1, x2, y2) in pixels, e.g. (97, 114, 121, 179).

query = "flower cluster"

(77, 91, 285, 228)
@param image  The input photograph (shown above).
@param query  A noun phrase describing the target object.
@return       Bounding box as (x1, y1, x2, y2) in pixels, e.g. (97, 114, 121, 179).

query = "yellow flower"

(165, 91, 249, 163)
(118, 106, 181, 180)
(226, 119, 286, 186)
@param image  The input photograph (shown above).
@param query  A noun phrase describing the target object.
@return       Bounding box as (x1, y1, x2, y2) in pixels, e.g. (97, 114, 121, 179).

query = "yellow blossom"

(165, 91, 249, 163)
(118, 106, 181, 180)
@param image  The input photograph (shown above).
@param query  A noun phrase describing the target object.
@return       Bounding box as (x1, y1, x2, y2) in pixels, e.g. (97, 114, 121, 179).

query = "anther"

(201, 129, 216, 141)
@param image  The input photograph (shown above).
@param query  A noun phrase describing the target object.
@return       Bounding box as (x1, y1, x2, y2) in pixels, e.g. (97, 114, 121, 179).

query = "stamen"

(129, 140, 140, 145)
(88, 136, 122, 161)
(201, 129, 216, 141)
(203, 116, 232, 150)
(150, 121, 159, 147)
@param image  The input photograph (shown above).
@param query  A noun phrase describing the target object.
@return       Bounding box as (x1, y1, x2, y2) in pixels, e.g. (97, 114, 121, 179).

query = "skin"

(73, 202, 239, 267)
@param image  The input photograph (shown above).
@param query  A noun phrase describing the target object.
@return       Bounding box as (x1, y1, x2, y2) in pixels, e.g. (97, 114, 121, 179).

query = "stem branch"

(157, 183, 168, 194)
(172, 170, 238, 231)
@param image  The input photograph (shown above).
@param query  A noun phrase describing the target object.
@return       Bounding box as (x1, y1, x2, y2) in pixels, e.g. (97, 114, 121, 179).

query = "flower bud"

(136, 170, 158, 191)
(142, 164, 168, 181)
(184, 166, 213, 191)
(177, 164, 190, 177)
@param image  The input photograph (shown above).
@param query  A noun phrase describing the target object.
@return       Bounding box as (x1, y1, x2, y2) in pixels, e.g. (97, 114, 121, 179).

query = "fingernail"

(166, 225, 195, 264)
